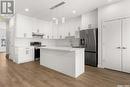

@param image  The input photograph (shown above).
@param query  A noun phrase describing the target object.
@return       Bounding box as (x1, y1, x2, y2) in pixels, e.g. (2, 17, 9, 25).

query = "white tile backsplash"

(15, 38, 80, 47)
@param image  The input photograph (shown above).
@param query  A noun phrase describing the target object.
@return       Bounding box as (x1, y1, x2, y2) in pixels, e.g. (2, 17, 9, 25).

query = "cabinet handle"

(24, 33, 27, 37)
(26, 50, 29, 54)
(122, 47, 127, 49)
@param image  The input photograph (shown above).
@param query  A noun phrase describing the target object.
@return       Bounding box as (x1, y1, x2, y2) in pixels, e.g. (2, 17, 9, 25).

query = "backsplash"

(15, 38, 80, 47)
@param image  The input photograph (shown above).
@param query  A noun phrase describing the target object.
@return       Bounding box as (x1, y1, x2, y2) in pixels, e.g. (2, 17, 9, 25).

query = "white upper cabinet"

(57, 17, 81, 39)
(38, 20, 45, 33)
(15, 14, 53, 39)
(15, 14, 81, 39)
(58, 23, 69, 39)
(32, 18, 38, 33)
(16, 14, 33, 38)
(43, 22, 52, 39)
(33, 19, 46, 34)
(81, 9, 98, 30)
(52, 23, 59, 39)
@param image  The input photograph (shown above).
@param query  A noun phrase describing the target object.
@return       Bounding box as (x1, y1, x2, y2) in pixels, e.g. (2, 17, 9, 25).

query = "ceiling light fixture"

(25, 8, 29, 12)
(108, 0, 112, 2)
(52, 18, 56, 20)
(50, 1, 66, 10)
(72, 10, 76, 14)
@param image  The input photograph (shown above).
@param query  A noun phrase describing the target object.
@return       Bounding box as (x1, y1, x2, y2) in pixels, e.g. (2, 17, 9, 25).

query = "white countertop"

(38, 46, 85, 51)
(15, 46, 34, 48)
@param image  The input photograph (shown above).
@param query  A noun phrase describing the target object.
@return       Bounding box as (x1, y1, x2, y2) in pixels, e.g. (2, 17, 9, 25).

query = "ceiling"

(15, 0, 121, 21)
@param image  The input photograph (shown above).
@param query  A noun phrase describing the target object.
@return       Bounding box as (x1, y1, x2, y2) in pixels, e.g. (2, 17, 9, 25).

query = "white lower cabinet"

(102, 18, 130, 73)
(15, 47, 34, 64)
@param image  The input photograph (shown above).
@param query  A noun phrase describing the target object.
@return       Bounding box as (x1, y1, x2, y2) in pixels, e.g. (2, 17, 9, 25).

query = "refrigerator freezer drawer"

(85, 52, 98, 67)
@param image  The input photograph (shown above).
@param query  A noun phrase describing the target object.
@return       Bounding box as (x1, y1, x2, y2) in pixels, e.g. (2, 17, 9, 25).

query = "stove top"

(30, 42, 41, 46)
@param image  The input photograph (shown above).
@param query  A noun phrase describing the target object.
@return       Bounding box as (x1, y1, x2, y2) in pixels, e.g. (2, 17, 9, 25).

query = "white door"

(122, 18, 130, 73)
(0, 29, 6, 52)
(102, 19, 122, 71)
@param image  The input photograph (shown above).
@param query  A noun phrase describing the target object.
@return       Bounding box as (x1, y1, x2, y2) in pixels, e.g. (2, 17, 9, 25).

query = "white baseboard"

(98, 64, 104, 68)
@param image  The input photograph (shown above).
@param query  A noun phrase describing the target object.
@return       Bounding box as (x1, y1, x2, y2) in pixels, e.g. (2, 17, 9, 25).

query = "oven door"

(34, 48, 40, 60)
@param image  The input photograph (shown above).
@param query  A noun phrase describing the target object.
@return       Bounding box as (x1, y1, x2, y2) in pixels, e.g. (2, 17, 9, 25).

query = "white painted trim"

(103, 16, 130, 23)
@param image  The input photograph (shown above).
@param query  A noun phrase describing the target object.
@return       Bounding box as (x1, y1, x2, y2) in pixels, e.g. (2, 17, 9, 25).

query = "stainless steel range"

(30, 42, 41, 61)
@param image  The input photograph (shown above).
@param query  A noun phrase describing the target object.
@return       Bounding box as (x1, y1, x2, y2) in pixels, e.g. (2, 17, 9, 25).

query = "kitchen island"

(39, 47, 85, 78)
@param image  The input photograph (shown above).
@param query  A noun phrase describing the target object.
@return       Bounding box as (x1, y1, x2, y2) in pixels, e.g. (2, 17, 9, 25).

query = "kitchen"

(0, 0, 130, 87)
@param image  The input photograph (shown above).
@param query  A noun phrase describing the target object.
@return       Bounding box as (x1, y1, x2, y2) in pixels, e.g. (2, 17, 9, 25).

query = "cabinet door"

(25, 48, 33, 60)
(58, 23, 69, 39)
(25, 17, 33, 38)
(32, 18, 38, 33)
(33, 19, 44, 33)
(102, 19, 122, 71)
(16, 14, 32, 38)
(58, 26, 65, 39)
(16, 15, 25, 37)
(44, 22, 52, 39)
(122, 18, 130, 73)
(39, 20, 45, 34)
(52, 23, 58, 39)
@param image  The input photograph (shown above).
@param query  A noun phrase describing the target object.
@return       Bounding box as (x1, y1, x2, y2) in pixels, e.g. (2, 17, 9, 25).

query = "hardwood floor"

(0, 53, 130, 87)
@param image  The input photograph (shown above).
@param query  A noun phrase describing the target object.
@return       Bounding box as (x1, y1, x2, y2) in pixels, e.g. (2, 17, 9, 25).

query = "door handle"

(116, 47, 121, 49)
(122, 47, 127, 49)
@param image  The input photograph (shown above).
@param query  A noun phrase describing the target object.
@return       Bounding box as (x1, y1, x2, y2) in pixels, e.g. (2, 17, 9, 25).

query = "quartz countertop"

(38, 46, 85, 51)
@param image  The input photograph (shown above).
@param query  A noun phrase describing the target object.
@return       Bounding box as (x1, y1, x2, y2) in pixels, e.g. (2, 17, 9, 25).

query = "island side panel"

(40, 49, 76, 77)
(75, 49, 85, 77)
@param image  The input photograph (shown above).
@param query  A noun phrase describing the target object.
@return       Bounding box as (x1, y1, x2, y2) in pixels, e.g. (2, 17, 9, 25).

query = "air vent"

(50, 1, 66, 10)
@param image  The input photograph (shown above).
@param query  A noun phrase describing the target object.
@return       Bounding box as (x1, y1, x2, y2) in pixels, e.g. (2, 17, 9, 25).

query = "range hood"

(32, 29, 44, 38)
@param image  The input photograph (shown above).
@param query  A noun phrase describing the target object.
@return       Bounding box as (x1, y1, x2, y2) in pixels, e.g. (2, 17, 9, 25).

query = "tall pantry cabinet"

(102, 17, 130, 73)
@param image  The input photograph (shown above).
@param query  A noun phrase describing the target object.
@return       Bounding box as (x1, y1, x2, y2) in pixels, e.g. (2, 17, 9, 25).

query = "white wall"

(0, 22, 6, 29)
(98, 0, 130, 67)
(81, 9, 98, 29)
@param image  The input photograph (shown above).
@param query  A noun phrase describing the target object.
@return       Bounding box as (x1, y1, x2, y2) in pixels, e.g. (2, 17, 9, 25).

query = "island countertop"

(38, 46, 85, 51)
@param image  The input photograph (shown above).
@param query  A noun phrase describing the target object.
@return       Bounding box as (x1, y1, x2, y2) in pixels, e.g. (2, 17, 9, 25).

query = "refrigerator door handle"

(80, 39, 82, 45)
(80, 39, 85, 45)
(82, 39, 85, 45)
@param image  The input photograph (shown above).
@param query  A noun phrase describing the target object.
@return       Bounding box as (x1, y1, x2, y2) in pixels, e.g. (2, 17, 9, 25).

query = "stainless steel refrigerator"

(80, 28, 98, 67)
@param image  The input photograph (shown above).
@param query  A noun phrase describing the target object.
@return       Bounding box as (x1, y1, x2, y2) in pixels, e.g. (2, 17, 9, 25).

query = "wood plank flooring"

(0, 53, 130, 87)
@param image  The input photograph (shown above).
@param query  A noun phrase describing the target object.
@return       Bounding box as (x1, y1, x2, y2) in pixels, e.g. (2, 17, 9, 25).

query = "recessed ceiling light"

(72, 10, 76, 14)
(52, 18, 56, 20)
(108, 0, 112, 2)
(25, 8, 29, 12)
